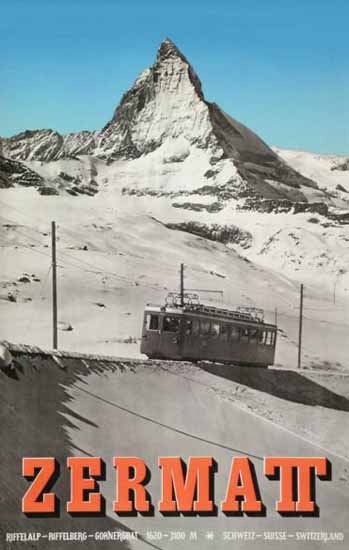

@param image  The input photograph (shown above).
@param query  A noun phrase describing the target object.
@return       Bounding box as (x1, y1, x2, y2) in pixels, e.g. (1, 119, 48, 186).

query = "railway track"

(2, 340, 348, 377)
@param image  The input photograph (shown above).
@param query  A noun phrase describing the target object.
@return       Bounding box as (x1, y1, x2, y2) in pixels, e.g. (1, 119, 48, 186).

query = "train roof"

(144, 303, 277, 329)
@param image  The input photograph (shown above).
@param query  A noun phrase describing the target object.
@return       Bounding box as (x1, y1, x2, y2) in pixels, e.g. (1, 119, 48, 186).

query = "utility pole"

(297, 283, 304, 369)
(180, 263, 184, 307)
(51, 221, 58, 350)
(274, 307, 278, 326)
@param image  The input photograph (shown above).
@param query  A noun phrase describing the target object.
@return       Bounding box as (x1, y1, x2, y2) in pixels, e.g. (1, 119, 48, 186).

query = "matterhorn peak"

(99, 38, 208, 159)
(156, 38, 188, 63)
(2, 39, 318, 200)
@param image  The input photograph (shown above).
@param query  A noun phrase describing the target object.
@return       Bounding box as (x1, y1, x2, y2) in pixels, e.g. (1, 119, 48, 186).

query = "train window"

(250, 329, 258, 343)
(146, 314, 159, 331)
(230, 326, 239, 341)
(258, 330, 265, 343)
(200, 320, 210, 335)
(220, 324, 229, 342)
(260, 331, 268, 345)
(185, 319, 192, 335)
(192, 319, 200, 336)
(240, 328, 249, 343)
(265, 331, 273, 346)
(163, 316, 180, 333)
(210, 322, 220, 338)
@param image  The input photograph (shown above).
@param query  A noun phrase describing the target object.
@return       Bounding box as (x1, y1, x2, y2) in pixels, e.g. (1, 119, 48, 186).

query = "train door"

(159, 314, 182, 359)
(181, 316, 200, 360)
(141, 312, 161, 358)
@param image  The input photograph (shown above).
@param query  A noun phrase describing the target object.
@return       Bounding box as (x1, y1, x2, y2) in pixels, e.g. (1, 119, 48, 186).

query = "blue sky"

(1, 0, 348, 154)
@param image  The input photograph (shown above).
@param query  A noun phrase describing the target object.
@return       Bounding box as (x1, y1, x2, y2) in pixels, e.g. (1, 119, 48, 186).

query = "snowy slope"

(1, 187, 348, 371)
(273, 147, 349, 196)
(7, 153, 348, 293)
(2, 347, 349, 550)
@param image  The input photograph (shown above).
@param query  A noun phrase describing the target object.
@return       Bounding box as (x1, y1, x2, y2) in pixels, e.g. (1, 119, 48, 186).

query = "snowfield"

(0, 183, 348, 370)
(273, 146, 349, 194)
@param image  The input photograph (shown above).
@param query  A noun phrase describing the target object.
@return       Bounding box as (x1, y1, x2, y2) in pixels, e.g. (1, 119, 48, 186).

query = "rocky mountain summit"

(1, 38, 327, 202)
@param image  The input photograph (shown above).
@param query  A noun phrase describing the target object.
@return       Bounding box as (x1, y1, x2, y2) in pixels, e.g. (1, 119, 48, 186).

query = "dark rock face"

(238, 197, 329, 216)
(205, 103, 317, 195)
(331, 212, 349, 224)
(332, 159, 349, 171)
(38, 186, 59, 196)
(166, 221, 252, 248)
(0, 156, 44, 188)
(172, 201, 224, 213)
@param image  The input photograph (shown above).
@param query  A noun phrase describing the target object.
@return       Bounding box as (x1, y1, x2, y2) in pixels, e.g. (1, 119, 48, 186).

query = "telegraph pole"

(180, 263, 184, 307)
(297, 284, 304, 369)
(51, 221, 58, 350)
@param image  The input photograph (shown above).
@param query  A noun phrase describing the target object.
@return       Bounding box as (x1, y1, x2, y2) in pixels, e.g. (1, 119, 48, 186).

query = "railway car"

(140, 293, 277, 367)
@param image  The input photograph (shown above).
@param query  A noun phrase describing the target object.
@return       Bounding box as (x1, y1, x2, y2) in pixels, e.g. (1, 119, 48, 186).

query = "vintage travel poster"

(0, 1, 348, 548)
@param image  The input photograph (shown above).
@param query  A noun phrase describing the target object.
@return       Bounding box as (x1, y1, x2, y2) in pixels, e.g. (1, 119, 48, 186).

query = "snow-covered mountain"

(1, 38, 331, 202)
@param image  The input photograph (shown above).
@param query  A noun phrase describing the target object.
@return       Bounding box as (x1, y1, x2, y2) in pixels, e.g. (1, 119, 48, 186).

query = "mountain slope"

(274, 147, 349, 196)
